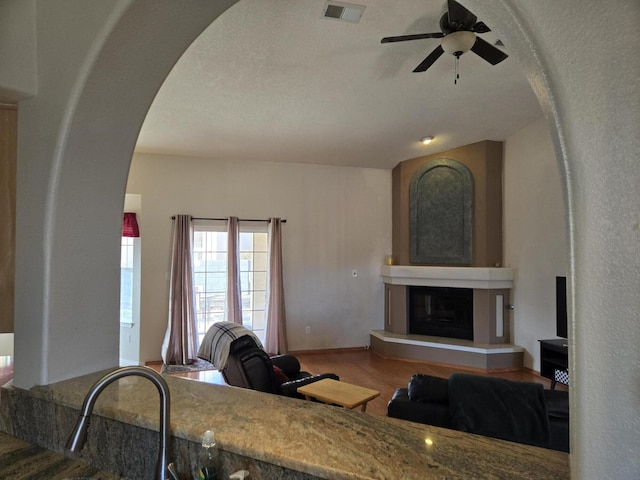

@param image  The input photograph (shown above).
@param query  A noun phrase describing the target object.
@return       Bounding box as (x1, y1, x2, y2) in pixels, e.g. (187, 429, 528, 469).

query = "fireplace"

(374, 266, 521, 370)
(381, 266, 513, 344)
(372, 144, 522, 368)
(408, 286, 474, 340)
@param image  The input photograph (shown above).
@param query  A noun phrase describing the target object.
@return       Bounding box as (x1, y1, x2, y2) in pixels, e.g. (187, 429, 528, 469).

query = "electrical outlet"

(352, 269, 358, 277)
(305, 326, 311, 334)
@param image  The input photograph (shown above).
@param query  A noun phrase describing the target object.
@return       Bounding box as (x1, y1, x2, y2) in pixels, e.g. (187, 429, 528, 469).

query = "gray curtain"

(264, 218, 288, 354)
(161, 214, 198, 365)
(226, 216, 242, 324)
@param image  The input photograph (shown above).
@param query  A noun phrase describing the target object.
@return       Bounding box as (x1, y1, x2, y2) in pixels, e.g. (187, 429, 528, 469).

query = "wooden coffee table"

(297, 378, 380, 412)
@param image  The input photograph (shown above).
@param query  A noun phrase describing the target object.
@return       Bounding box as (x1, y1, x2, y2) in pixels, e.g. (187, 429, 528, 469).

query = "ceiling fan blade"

(413, 45, 445, 72)
(381, 32, 444, 43)
(447, 0, 477, 29)
(471, 36, 508, 65)
(472, 21, 491, 34)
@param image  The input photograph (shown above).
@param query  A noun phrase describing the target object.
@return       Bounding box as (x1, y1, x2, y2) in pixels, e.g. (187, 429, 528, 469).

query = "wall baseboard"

(289, 346, 368, 355)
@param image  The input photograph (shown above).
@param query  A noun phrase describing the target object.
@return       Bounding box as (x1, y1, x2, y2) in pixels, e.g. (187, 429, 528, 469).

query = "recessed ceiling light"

(421, 136, 434, 145)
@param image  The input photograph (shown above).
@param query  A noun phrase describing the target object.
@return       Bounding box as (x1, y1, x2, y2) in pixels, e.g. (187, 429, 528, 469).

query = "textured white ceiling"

(136, 0, 541, 169)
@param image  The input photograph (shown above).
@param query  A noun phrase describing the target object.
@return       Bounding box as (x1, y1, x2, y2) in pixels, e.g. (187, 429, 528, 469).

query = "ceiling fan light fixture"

(421, 136, 434, 145)
(441, 31, 476, 56)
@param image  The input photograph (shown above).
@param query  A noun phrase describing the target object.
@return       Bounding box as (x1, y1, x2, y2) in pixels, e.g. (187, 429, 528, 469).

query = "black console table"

(539, 339, 569, 389)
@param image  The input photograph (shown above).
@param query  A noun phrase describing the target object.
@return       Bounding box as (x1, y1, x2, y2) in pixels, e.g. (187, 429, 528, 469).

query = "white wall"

(503, 117, 568, 371)
(0, 333, 13, 356)
(126, 153, 392, 362)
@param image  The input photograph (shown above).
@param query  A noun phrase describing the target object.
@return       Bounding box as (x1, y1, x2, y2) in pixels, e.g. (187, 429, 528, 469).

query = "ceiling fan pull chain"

(454, 55, 460, 84)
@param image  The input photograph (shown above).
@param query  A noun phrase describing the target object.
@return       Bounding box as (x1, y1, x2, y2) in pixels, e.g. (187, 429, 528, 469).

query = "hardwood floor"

(159, 349, 564, 417)
(294, 349, 557, 416)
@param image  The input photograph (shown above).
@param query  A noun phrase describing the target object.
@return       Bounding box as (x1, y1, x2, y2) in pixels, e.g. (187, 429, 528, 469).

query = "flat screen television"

(556, 276, 568, 338)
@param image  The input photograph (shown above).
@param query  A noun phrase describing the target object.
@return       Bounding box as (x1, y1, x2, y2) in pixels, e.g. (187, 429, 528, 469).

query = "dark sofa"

(387, 373, 569, 452)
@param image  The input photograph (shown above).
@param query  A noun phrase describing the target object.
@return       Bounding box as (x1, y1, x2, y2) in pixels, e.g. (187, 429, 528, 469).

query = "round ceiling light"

(421, 136, 434, 145)
(441, 31, 476, 56)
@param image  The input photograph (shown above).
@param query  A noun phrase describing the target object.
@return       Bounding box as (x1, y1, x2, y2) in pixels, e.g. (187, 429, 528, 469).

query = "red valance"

(122, 212, 140, 237)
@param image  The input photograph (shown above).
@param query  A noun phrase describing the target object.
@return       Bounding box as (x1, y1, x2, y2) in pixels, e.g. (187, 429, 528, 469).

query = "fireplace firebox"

(408, 286, 473, 340)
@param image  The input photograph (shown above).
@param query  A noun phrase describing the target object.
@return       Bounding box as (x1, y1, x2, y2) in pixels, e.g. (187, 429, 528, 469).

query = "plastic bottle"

(198, 430, 220, 480)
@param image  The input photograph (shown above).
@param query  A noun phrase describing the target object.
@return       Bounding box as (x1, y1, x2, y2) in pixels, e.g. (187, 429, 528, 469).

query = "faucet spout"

(66, 366, 172, 480)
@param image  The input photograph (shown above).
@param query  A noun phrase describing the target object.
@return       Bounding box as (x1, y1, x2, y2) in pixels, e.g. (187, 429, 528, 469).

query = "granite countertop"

(0, 431, 124, 479)
(29, 369, 570, 479)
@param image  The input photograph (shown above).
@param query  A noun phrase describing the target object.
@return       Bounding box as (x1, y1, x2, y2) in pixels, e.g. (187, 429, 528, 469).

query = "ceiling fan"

(381, 0, 508, 79)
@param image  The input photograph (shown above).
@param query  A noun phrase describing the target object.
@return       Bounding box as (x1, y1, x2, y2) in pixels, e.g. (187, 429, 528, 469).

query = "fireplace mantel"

(380, 265, 513, 289)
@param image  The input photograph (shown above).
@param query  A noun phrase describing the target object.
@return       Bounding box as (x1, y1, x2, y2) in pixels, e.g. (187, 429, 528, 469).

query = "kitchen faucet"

(66, 366, 178, 480)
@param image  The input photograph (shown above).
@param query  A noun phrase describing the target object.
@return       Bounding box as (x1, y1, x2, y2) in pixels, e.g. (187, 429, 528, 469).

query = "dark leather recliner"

(221, 335, 339, 398)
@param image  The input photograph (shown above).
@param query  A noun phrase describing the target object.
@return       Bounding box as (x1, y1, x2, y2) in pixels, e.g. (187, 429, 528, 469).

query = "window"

(120, 233, 141, 365)
(193, 224, 268, 346)
(120, 236, 135, 325)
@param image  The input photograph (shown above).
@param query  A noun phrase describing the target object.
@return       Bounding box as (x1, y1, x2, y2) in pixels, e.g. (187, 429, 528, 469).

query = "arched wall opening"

(12, 0, 640, 477)
(13, 0, 240, 389)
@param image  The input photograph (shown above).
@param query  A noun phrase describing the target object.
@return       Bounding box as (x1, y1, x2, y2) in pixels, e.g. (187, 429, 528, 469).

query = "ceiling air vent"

(323, 1, 366, 23)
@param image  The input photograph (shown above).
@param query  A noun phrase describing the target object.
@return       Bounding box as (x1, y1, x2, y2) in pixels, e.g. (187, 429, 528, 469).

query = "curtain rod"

(171, 216, 286, 223)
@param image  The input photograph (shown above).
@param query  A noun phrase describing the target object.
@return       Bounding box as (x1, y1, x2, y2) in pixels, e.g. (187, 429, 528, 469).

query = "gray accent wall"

(409, 158, 473, 265)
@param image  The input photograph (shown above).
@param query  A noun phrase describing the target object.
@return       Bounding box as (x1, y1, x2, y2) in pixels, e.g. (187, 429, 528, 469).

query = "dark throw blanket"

(448, 373, 550, 448)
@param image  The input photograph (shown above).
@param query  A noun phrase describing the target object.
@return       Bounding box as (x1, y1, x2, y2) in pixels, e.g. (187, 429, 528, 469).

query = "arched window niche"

(409, 158, 473, 265)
